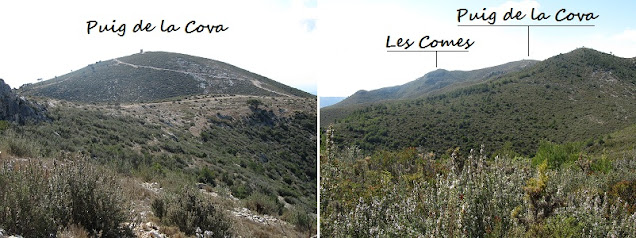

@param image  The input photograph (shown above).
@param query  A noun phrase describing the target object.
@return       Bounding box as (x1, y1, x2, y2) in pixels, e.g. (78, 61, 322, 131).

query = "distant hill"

(19, 51, 312, 103)
(325, 48, 636, 155)
(333, 60, 537, 107)
(320, 97, 345, 108)
(0, 78, 48, 124)
(322, 60, 538, 124)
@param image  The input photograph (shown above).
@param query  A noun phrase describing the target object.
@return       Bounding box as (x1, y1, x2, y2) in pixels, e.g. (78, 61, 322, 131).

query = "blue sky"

(0, 0, 634, 98)
(316, 0, 636, 97)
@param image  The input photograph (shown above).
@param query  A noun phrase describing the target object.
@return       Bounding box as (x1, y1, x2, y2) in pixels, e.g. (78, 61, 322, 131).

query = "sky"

(0, 0, 318, 94)
(316, 0, 636, 96)
(1, 1, 635, 98)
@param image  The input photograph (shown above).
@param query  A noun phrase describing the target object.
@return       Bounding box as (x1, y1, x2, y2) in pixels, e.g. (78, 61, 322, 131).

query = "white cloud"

(612, 29, 636, 43)
(581, 29, 636, 58)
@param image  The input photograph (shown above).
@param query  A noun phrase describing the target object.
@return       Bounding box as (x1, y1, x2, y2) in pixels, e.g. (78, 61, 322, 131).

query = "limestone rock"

(0, 79, 49, 124)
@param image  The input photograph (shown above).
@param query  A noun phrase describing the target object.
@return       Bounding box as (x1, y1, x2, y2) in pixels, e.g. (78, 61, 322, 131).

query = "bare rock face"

(0, 79, 49, 124)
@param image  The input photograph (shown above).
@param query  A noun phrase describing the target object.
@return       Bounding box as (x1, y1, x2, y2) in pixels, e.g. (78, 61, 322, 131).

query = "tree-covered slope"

(326, 48, 636, 155)
(326, 59, 536, 107)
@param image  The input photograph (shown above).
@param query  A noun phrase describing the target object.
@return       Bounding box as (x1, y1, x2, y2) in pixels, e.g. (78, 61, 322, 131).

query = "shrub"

(231, 183, 252, 199)
(157, 187, 232, 237)
(284, 208, 314, 232)
(245, 192, 282, 215)
(5, 137, 41, 158)
(543, 215, 583, 237)
(246, 99, 263, 110)
(590, 155, 613, 173)
(532, 141, 580, 169)
(0, 160, 55, 237)
(322, 140, 636, 237)
(151, 198, 166, 220)
(0, 120, 9, 131)
(0, 158, 129, 237)
(58, 160, 128, 237)
(198, 167, 216, 186)
(608, 180, 636, 211)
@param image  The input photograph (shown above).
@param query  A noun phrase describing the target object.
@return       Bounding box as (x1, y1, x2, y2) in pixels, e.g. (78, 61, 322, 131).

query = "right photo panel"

(319, 0, 636, 237)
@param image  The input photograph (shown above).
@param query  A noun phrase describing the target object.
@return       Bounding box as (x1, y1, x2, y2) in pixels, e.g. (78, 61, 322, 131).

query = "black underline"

(458, 24, 595, 27)
(387, 50, 469, 52)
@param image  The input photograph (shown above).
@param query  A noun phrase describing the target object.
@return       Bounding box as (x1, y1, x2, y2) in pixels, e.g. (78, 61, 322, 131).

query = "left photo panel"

(0, 1, 317, 237)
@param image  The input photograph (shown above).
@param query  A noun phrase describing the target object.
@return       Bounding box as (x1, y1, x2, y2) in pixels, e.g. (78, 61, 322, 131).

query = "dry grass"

(57, 224, 90, 238)
(230, 215, 305, 238)
(159, 226, 187, 237)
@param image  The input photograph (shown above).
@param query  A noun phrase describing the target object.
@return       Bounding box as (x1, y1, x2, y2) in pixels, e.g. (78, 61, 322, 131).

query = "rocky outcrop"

(0, 79, 49, 124)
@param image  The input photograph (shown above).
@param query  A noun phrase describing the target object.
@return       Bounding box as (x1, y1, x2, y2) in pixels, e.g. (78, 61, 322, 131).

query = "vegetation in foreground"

(0, 94, 316, 237)
(0, 157, 131, 237)
(321, 126, 636, 237)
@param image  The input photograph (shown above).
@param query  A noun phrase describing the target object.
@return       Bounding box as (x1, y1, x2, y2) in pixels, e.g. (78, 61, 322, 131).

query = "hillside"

(322, 60, 537, 125)
(324, 48, 636, 155)
(19, 51, 312, 103)
(1, 94, 317, 237)
(321, 49, 636, 237)
(1, 52, 317, 237)
(330, 60, 537, 107)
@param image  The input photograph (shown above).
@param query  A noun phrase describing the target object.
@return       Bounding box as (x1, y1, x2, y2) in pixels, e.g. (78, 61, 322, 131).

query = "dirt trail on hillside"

(114, 58, 294, 97)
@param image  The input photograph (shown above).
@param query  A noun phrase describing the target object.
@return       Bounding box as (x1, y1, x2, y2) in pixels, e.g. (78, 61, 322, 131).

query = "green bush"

(591, 155, 613, 173)
(608, 180, 636, 210)
(231, 183, 252, 199)
(285, 208, 314, 232)
(246, 99, 263, 110)
(543, 215, 583, 237)
(245, 192, 282, 215)
(0, 158, 129, 237)
(0, 160, 55, 237)
(157, 187, 232, 237)
(4, 136, 41, 158)
(198, 166, 216, 186)
(532, 141, 581, 169)
(321, 139, 636, 237)
(58, 160, 128, 237)
(0, 120, 9, 131)
(151, 198, 166, 220)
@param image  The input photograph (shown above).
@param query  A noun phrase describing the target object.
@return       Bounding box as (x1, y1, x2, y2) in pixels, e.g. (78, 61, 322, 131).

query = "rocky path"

(113, 58, 294, 97)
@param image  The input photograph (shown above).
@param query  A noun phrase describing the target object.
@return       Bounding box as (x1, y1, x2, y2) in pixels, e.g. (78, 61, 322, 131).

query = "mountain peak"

(549, 47, 615, 62)
(326, 59, 538, 109)
(20, 52, 311, 103)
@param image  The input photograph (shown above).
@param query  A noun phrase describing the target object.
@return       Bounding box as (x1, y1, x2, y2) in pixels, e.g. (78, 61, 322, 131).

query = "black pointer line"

(386, 50, 469, 52)
(386, 50, 469, 68)
(458, 24, 594, 56)
(457, 24, 595, 27)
